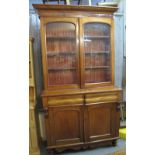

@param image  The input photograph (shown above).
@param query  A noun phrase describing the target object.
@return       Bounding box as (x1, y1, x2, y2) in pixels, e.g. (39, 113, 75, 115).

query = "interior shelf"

(46, 36, 76, 40)
(85, 66, 110, 69)
(85, 51, 110, 54)
(48, 68, 76, 71)
(84, 36, 110, 39)
(47, 52, 75, 56)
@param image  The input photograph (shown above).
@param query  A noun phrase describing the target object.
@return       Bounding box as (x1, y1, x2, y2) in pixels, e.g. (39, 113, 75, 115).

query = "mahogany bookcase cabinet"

(33, 4, 122, 152)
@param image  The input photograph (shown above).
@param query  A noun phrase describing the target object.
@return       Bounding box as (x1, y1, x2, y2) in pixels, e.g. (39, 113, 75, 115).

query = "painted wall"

(29, 0, 126, 102)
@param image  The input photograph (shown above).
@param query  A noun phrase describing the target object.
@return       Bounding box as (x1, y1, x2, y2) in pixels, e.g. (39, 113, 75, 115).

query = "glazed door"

(47, 105, 84, 147)
(79, 17, 114, 88)
(40, 18, 80, 89)
(84, 102, 119, 142)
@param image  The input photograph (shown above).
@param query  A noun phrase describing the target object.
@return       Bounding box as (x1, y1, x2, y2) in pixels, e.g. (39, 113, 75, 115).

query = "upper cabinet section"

(33, 5, 117, 90)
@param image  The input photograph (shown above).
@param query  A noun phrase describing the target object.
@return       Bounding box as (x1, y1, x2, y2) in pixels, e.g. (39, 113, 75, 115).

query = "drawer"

(85, 92, 120, 104)
(47, 95, 84, 106)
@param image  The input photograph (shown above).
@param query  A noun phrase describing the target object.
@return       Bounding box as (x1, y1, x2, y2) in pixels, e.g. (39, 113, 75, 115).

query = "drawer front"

(85, 92, 120, 104)
(47, 95, 84, 106)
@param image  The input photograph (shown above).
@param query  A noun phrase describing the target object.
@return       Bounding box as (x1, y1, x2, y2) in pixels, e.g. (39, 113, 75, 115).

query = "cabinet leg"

(47, 149, 55, 155)
(83, 145, 88, 149)
(112, 140, 117, 146)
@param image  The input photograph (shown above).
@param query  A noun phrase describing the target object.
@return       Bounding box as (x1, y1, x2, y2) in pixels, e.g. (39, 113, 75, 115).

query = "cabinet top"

(33, 4, 118, 15)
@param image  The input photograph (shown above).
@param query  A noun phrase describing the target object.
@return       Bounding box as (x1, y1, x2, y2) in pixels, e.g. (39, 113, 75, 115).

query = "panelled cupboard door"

(79, 17, 114, 88)
(47, 105, 84, 146)
(84, 102, 119, 142)
(40, 18, 80, 90)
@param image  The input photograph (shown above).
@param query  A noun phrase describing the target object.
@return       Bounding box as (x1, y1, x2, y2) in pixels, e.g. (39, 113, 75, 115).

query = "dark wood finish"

(33, 4, 122, 152)
(112, 139, 117, 146)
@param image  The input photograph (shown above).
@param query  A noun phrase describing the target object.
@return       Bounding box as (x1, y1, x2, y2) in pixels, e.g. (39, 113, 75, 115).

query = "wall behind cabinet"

(29, 4, 43, 106)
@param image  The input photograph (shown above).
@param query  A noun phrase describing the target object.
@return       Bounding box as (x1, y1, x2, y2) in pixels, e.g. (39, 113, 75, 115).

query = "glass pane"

(84, 23, 111, 83)
(46, 22, 77, 86)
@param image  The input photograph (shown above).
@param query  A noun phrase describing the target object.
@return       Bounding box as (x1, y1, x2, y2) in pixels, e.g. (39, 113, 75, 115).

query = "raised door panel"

(40, 18, 80, 90)
(48, 105, 84, 146)
(84, 102, 118, 142)
(79, 17, 114, 88)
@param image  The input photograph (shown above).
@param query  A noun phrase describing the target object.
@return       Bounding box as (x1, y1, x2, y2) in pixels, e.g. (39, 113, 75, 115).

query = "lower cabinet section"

(84, 102, 119, 142)
(44, 100, 120, 150)
(46, 104, 84, 147)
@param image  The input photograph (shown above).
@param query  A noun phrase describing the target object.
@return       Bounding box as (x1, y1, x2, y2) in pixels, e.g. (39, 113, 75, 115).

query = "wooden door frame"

(47, 104, 84, 147)
(40, 17, 80, 90)
(79, 17, 115, 88)
(84, 102, 117, 142)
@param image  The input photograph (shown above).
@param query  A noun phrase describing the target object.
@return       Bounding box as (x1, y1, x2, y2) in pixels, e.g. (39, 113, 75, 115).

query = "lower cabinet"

(84, 102, 120, 143)
(46, 104, 84, 148)
(44, 100, 120, 150)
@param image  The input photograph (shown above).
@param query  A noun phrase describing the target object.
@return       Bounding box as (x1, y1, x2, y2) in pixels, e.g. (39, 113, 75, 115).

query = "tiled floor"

(41, 139, 126, 155)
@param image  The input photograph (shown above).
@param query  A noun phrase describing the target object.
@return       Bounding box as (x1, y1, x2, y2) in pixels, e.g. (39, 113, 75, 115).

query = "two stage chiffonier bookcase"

(33, 4, 122, 153)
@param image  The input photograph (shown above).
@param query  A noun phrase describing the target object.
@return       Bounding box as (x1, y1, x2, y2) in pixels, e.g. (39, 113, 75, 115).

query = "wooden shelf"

(46, 36, 76, 40)
(85, 66, 110, 69)
(84, 36, 110, 39)
(48, 68, 76, 71)
(85, 51, 110, 54)
(47, 52, 75, 56)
